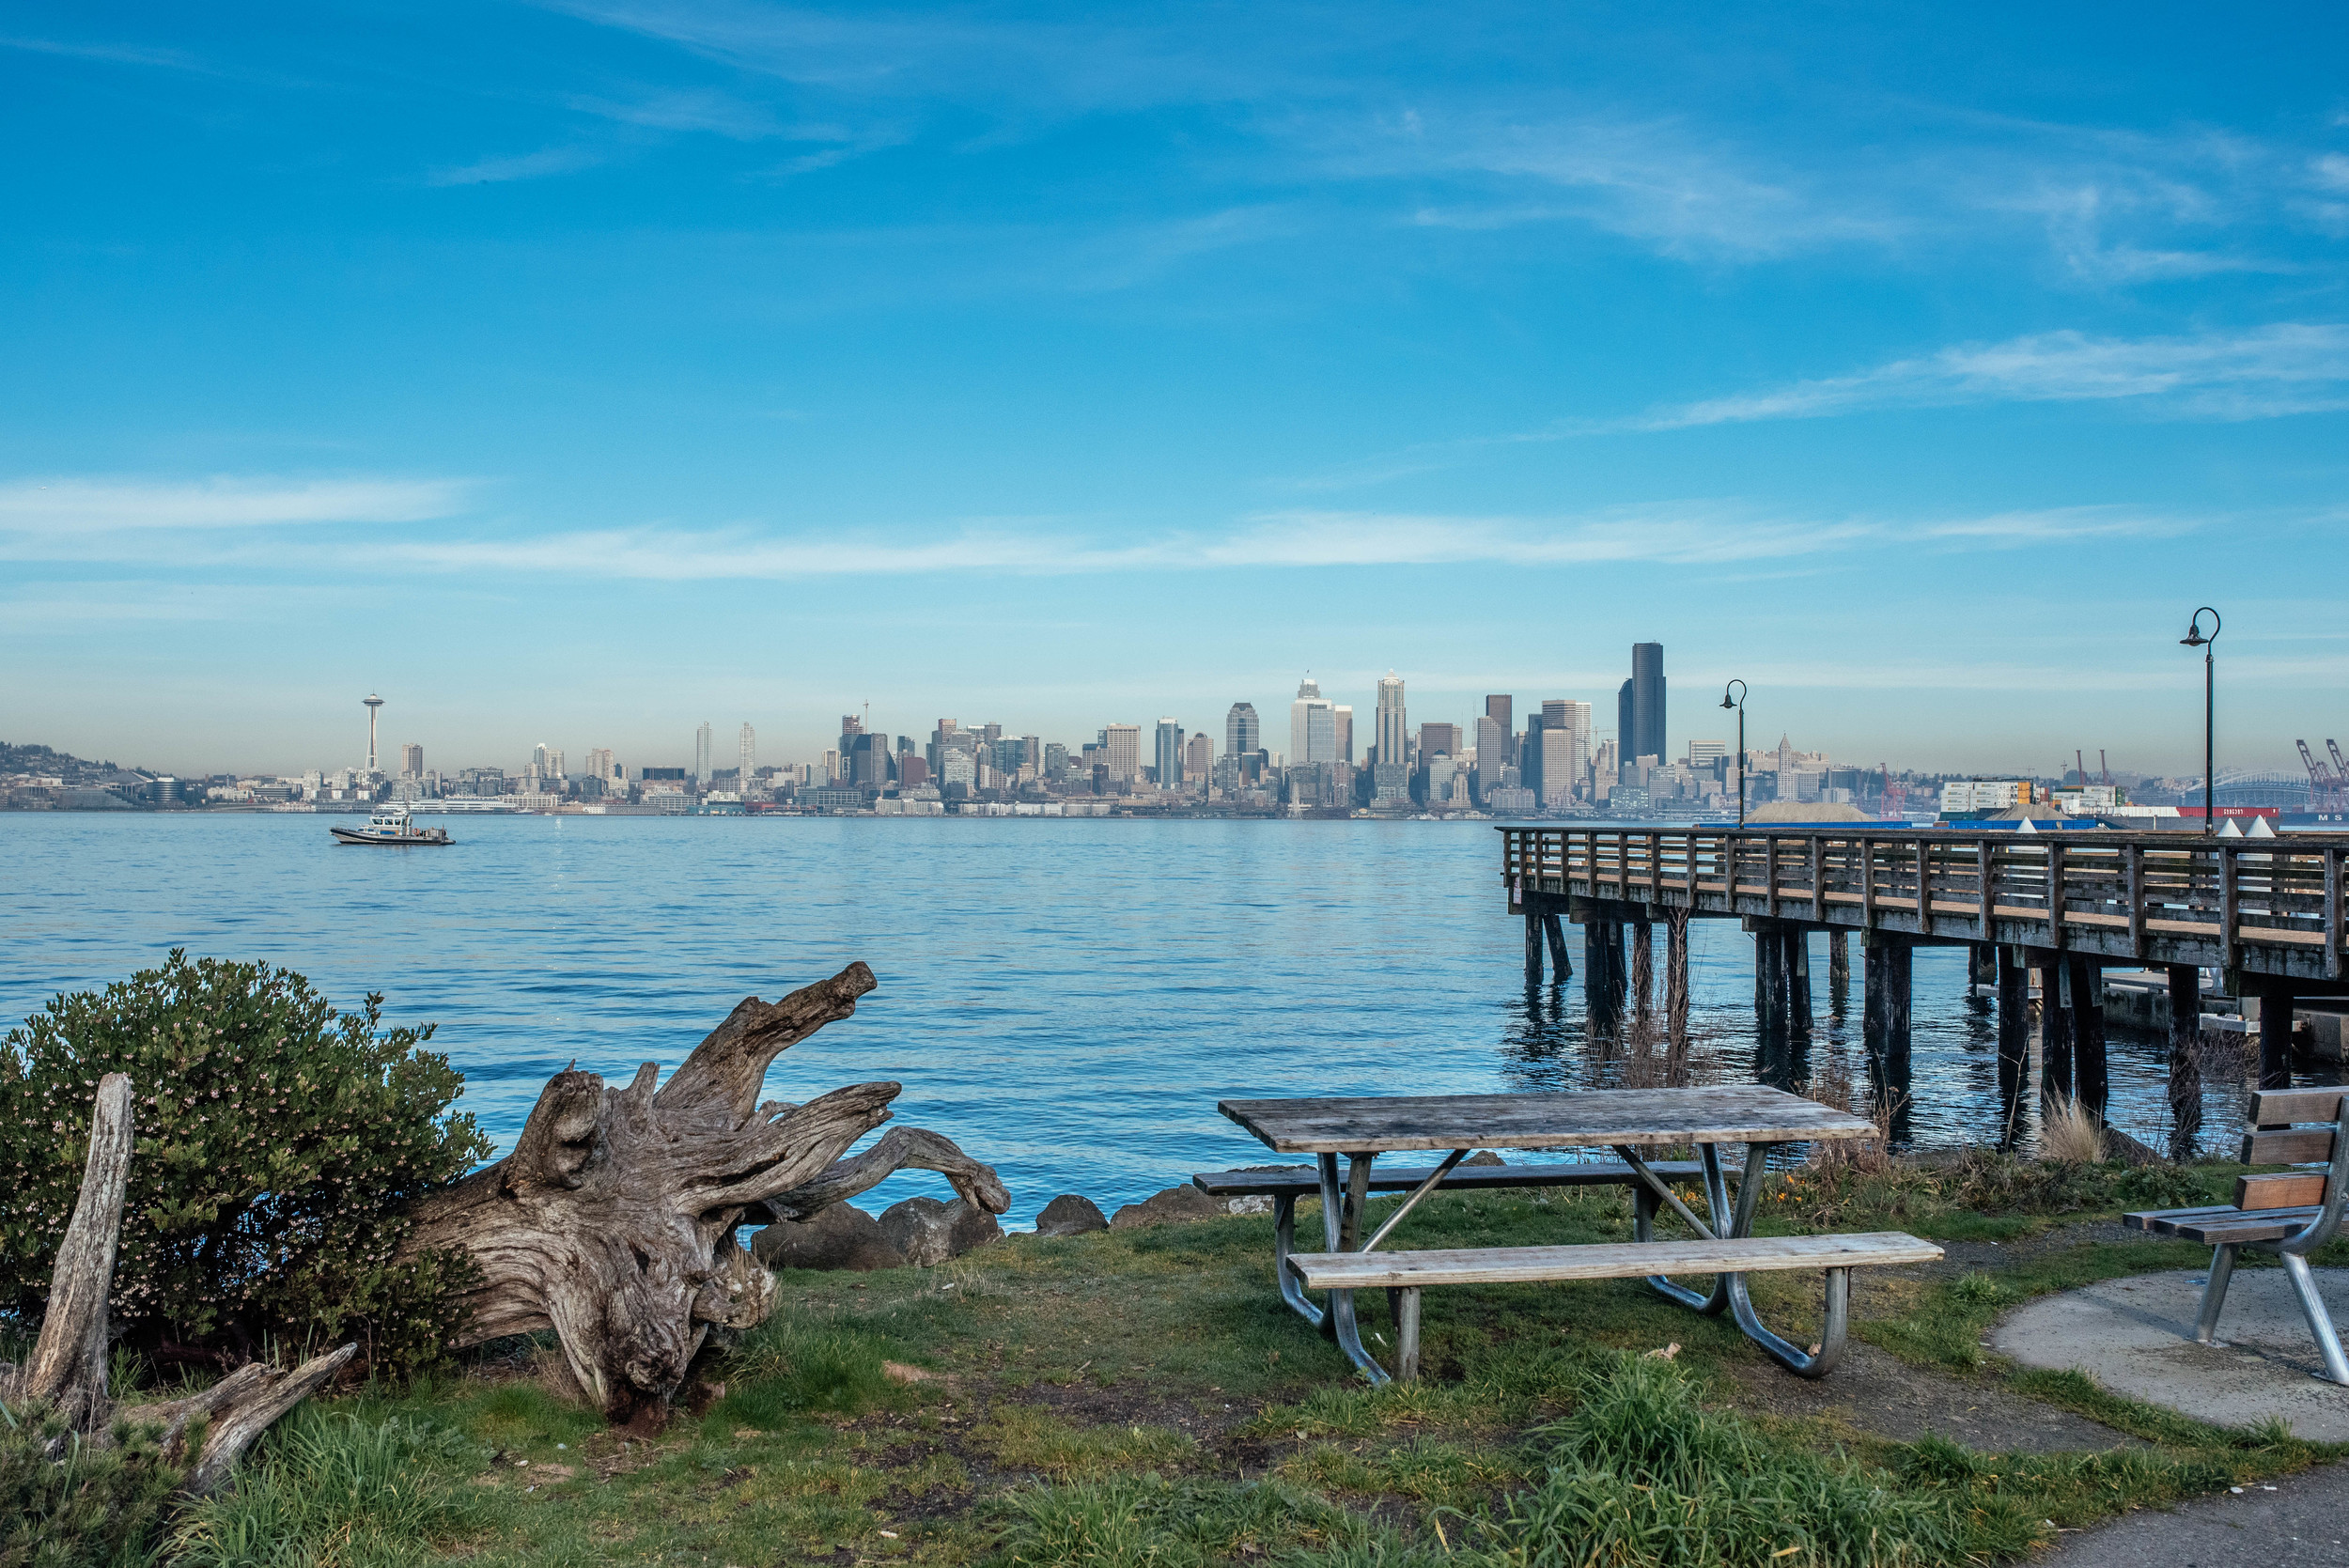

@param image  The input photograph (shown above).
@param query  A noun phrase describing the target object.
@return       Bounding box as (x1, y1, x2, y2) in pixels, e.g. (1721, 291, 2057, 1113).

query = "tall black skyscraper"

(1626, 643, 1665, 765)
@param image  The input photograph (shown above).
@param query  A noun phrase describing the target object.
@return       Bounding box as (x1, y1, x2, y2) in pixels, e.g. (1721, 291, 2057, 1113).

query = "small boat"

(331, 806, 453, 846)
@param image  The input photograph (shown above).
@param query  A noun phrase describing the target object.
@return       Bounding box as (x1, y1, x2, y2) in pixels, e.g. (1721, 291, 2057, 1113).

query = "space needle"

(363, 692, 384, 776)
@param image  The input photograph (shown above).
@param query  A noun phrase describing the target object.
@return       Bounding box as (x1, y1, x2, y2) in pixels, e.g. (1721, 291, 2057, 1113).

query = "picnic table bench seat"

(1287, 1231, 1942, 1380)
(2123, 1085, 2349, 1383)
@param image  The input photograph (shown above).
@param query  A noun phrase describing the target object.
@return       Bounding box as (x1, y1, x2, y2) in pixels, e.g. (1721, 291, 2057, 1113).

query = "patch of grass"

(1279, 1436, 1531, 1512)
(1863, 1244, 2202, 1373)
(171, 1405, 497, 1568)
(988, 1472, 1371, 1568)
(974, 1406, 1197, 1477)
(2004, 1367, 2340, 1463)
(714, 1312, 907, 1426)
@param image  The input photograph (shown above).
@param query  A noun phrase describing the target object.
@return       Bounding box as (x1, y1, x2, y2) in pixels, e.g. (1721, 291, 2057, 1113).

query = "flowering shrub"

(0, 952, 490, 1378)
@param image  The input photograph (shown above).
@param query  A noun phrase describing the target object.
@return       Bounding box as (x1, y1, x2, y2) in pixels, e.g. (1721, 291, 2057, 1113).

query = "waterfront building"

(1225, 702, 1260, 759)
(694, 722, 713, 786)
(1104, 723, 1142, 784)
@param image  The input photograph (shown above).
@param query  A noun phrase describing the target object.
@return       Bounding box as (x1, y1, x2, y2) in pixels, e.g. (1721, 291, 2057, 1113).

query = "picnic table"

(1216, 1084, 1938, 1384)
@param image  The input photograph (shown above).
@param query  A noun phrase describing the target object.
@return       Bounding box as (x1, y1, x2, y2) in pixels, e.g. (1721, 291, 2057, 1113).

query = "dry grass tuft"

(2037, 1095, 2104, 1165)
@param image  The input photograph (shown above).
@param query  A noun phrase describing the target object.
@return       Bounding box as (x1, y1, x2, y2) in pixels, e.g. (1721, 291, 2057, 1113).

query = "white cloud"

(425, 146, 604, 186)
(0, 475, 473, 531)
(1614, 323, 2349, 430)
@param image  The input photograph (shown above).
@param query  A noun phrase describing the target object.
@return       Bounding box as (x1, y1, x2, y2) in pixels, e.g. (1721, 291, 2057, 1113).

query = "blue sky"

(3, 2, 2345, 778)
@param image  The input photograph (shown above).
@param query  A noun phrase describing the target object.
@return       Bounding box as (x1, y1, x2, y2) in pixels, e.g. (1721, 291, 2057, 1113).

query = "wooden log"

(397, 962, 1006, 1425)
(14, 1073, 134, 1431)
(1542, 911, 1572, 982)
(2167, 963, 2204, 1159)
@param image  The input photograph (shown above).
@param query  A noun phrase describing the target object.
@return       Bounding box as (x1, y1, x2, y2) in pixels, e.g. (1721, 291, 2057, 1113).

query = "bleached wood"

(1191, 1159, 1717, 1196)
(1221, 1085, 1874, 1156)
(14, 1073, 134, 1430)
(1285, 1231, 1941, 1290)
(397, 961, 1007, 1424)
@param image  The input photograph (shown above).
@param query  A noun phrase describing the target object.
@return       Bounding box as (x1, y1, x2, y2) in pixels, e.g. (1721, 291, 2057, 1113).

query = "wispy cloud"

(0, 475, 473, 532)
(1610, 323, 2349, 430)
(0, 32, 212, 72)
(425, 146, 604, 186)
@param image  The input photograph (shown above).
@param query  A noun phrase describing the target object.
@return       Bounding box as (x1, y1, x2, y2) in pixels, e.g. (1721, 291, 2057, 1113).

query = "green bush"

(0, 1404, 179, 1568)
(0, 952, 491, 1378)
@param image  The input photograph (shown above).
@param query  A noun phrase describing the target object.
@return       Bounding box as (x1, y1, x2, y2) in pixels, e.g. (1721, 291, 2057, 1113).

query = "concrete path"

(2037, 1462, 2349, 1566)
(1993, 1268, 2349, 1440)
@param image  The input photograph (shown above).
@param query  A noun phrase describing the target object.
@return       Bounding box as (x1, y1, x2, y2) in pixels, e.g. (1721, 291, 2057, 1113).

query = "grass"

(72, 1156, 2348, 1567)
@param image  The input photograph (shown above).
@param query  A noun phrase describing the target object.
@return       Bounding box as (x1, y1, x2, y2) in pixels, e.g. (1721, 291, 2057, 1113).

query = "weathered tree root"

(398, 961, 1008, 1426)
(0, 1073, 355, 1495)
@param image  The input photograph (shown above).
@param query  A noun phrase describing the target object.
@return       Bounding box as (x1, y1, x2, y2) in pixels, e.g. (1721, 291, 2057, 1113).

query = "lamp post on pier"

(1720, 680, 1748, 828)
(2179, 608, 2220, 835)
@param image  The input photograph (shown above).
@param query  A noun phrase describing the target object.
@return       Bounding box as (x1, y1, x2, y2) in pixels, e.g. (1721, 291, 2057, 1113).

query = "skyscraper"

(694, 722, 713, 785)
(1332, 706, 1353, 763)
(1104, 723, 1142, 782)
(1419, 722, 1461, 759)
(399, 743, 424, 779)
(1629, 643, 1666, 766)
(739, 723, 755, 792)
(1225, 702, 1260, 759)
(1374, 674, 1407, 765)
(1473, 714, 1505, 803)
(1154, 719, 1184, 790)
(1485, 695, 1514, 739)
(1288, 677, 1335, 765)
(1184, 730, 1213, 783)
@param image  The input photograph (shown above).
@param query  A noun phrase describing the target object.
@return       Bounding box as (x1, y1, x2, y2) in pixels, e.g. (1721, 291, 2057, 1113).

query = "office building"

(1104, 723, 1142, 783)
(1184, 730, 1213, 783)
(1226, 702, 1260, 759)
(1333, 706, 1353, 763)
(1485, 695, 1514, 740)
(1473, 714, 1506, 802)
(694, 722, 713, 786)
(1154, 720, 1184, 790)
(1621, 643, 1665, 770)
(1374, 673, 1407, 766)
(738, 724, 755, 793)
(1419, 722, 1461, 759)
(1688, 739, 1727, 768)
(398, 743, 424, 779)
(1289, 678, 1336, 765)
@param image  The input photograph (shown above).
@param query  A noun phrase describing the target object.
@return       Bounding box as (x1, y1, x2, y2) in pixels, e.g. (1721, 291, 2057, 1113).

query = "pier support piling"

(1861, 937, 1911, 1113)
(2038, 955, 2075, 1107)
(2166, 964, 2203, 1158)
(1524, 912, 1543, 986)
(1586, 919, 1625, 1034)
(2069, 957, 2108, 1123)
(2255, 981, 2295, 1091)
(1827, 929, 1850, 1016)
(1663, 908, 1691, 1063)
(1631, 917, 1655, 1039)
(1997, 946, 2030, 1145)
(1787, 931, 1813, 1035)
(1541, 913, 1572, 983)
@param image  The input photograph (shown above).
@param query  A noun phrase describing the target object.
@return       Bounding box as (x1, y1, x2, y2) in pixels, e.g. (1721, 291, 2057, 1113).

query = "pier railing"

(1501, 826, 2349, 983)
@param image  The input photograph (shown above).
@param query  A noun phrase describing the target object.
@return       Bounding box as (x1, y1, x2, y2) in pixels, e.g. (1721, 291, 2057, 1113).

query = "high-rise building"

(1629, 643, 1666, 768)
(1473, 715, 1505, 802)
(1485, 695, 1514, 739)
(1333, 706, 1353, 763)
(1375, 674, 1407, 766)
(1104, 722, 1142, 782)
(1184, 730, 1213, 783)
(1540, 725, 1577, 808)
(1688, 739, 1728, 768)
(1225, 702, 1260, 759)
(739, 723, 755, 792)
(1288, 677, 1336, 765)
(583, 747, 618, 781)
(399, 743, 424, 779)
(1154, 720, 1184, 790)
(1419, 722, 1461, 759)
(694, 722, 713, 785)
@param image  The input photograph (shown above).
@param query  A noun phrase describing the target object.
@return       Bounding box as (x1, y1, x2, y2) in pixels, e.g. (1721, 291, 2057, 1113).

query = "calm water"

(0, 815, 2238, 1225)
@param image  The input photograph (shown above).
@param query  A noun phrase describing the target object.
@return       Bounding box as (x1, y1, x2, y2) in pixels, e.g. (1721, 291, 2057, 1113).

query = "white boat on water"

(331, 806, 453, 846)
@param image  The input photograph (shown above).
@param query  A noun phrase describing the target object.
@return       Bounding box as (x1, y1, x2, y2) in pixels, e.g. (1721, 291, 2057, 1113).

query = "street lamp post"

(1720, 680, 1748, 828)
(2180, 608, 2221, 835)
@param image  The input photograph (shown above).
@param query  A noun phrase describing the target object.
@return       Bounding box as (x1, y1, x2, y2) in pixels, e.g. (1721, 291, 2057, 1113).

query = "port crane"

(2297, 739, 2346, 811)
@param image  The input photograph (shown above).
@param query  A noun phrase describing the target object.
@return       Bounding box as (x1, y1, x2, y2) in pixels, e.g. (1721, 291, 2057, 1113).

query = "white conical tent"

(2248, 815, 2277, 838)
(2218, 817, 2243, 838)
(2016, 817, 2037, 834)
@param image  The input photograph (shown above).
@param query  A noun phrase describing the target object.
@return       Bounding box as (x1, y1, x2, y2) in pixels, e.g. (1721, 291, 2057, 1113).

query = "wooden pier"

(1501, 825, 2349, 1153)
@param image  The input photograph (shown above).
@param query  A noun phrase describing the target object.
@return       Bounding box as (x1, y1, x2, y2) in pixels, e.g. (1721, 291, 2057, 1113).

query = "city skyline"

(5, 6, 2345, 773)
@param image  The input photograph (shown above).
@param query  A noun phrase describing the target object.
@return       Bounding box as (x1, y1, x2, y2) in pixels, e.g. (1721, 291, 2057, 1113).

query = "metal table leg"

(1314, 1152, 1390, 1384)
(1631, 1141, 1733, 1315)
(1272, 1193, 1324, 1328)
(1714, 1139, 1850, 1377)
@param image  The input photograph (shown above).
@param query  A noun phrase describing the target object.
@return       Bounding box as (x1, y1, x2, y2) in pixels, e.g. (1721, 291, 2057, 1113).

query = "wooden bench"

(1194, 1160, 1721, 1328)
(1287, 1232, 1942, 1380)
(2123, 1086, 2349, 1383)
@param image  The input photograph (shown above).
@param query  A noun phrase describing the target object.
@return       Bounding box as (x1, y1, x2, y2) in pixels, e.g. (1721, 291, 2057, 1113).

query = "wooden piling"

(2039, 955, 2075, 1106)
(2256, 980, 2295, 1091)
(1631, 917, 1655, 1038)
(1541, 912, 1573, 982)
(1787, 930, 1813, 1034)
(2069, 957, 2108, 1122)
(1524, 912, 1543, 986)
(2165, 963, 2202, 1158)
(1997, 945, 2030, 1145)
(1828, 928, 1850, 993)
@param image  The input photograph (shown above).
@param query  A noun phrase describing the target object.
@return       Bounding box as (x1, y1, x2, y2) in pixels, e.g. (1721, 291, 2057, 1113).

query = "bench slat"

(2237, 1172, 2328, 1211)
(1192, 1160, 1712, 1198)
(2242, 1128, 2336, 1165)
(2250, 1087, 2346, 1128)
(1285, 1232, 1940, 1290)
(2124, 1205, 2321, 1245)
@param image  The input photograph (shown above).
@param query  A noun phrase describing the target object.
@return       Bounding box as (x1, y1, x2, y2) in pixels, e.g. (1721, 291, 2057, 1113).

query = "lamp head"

(1720, 692, 1734, 709)
(2180, 627, 2207, 648)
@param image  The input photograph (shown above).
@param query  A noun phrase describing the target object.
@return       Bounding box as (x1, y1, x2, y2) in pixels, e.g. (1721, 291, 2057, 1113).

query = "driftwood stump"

(399, 961, 1007, 1424)
(0, 1073, 354, 1496)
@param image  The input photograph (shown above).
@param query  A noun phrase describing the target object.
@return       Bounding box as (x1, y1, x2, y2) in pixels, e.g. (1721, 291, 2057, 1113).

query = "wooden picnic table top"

(1218, 1085, 1875, 1155)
